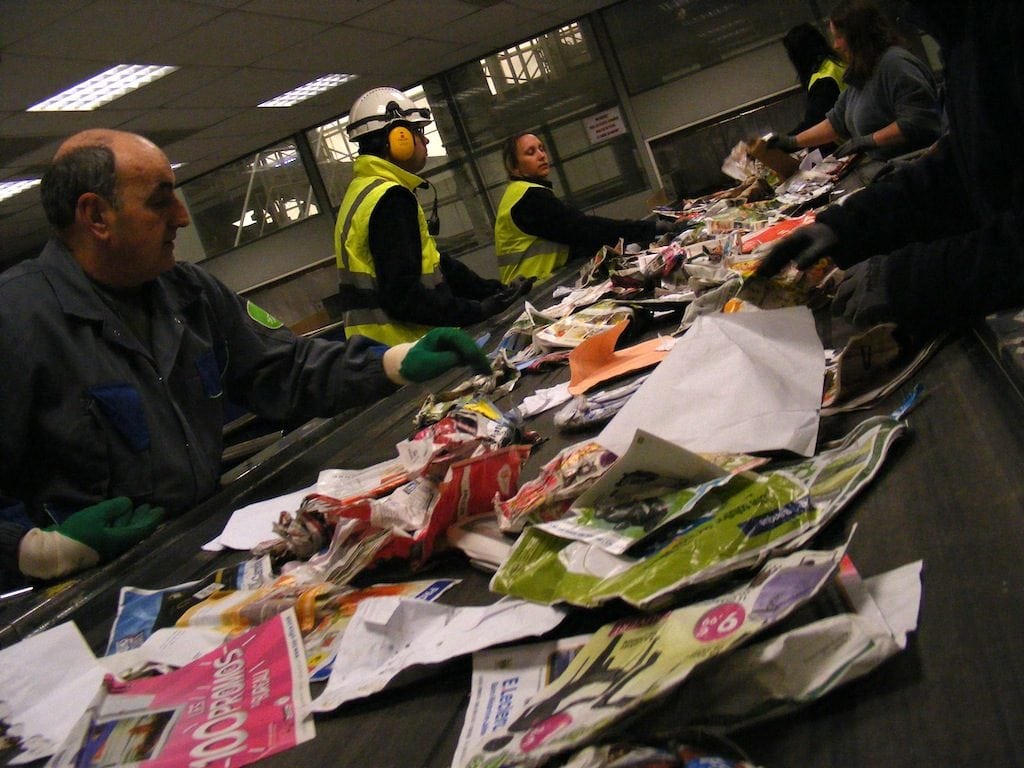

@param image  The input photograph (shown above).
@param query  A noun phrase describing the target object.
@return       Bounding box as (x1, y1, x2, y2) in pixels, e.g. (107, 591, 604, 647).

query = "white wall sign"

(584, 107, 627, 144)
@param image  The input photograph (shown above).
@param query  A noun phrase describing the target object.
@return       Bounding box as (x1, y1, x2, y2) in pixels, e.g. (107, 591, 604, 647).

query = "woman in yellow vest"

(336, 87, 530, 346)
(783, 23, 848, 139)
(494, 133, 679, 285)
(748, 23, 847, 167)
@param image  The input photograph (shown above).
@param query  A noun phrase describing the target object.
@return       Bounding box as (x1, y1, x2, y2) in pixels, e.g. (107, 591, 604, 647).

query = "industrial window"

(449, 17, 646, 215)
(479, 23, 591, 97)
(178, 139, 319, 259)
(605, 0, 818, 95)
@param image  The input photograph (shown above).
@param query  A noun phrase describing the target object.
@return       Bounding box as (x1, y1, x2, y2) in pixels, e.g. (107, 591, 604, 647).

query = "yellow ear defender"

(388, 125, 415, 162)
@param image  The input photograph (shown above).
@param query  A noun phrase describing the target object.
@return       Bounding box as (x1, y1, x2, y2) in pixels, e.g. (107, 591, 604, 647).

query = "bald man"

(0, 129, 487, 584)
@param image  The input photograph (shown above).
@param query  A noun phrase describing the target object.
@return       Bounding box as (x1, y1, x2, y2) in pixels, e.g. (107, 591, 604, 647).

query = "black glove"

(508, 275, 536, 296)
(766, 133, 800, 153)
(479, 287, 520, 317)
(834, 134, 877, 158)
(755, 223, 839, 279)
(654, 218, 688, 236)
(831, 258, 894, 327)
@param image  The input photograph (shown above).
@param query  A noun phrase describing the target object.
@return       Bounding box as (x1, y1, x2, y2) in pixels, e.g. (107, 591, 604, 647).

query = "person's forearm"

(868, 121, 905, 148)
(513, 190, 655, 251)
(795, 119, 840, 148)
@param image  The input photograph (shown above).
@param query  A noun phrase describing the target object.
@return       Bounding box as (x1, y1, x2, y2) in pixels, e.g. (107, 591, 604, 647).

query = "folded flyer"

(467, 545, 846, 767)
(49, 610, 314, 768)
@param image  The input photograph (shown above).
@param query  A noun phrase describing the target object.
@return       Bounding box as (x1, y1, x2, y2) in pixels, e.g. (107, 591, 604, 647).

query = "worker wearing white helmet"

(334, 87, 532, 346)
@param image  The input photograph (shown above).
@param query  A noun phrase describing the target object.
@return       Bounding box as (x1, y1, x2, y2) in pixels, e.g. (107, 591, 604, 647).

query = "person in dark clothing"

(747, 24, 847, 168)
(335, 87, 531, 346)
(783, 23, 848, 136)
(769, 0, 940, 161)
(0, 128, 490, 586)
(755, 0, 1024, 339)
(494, 133, 681, 284)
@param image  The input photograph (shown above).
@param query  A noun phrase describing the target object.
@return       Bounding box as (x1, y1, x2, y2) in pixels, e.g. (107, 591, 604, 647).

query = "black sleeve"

(440, 254, 504, 299)
(511, 186, 658, 256)
(792, 79, 841, 135)
(181, 266, 399, 426)
(817, 137, 969, 266)
(817, 137, 1024, 334)
(369, 189, 493, 326)
(0, 497, 34, 589)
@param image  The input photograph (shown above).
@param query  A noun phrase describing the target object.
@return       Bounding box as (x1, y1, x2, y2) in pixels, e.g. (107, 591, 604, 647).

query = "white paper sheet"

(311, 597, 565, 712)
(0, 622, 105, 764)
(519, 381, 573, 418)
(203, 485, 314, 551)
(598, 306, 823, 457)
(98, 627, 226, 678)
(204, 458, 407, 550)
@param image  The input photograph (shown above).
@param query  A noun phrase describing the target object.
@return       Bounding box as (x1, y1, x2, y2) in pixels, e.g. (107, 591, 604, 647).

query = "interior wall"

(198, 214, 334, 294)
(631, 43, 796, 141)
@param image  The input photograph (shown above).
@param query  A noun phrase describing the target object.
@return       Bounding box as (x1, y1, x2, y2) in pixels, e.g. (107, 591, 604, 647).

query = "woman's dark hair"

(783, 23, 841, 88)
(829, 0, 899, 84)
(500, 132, 532, 177)
(40, 144, 119, 231)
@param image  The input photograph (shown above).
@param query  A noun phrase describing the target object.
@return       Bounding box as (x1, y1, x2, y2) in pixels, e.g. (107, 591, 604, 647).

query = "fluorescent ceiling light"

(0, 179, 41, 203)
(259, 74, 357, 108)
(28, 64, 178, 112)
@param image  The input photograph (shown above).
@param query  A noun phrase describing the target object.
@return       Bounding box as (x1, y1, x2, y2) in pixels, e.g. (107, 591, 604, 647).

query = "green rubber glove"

(399, 327, 491, 383)
(49, 497, 165, 561)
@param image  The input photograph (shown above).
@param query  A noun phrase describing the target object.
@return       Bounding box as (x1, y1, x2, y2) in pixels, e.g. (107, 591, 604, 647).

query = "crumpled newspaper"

(415, 350, 521, 427)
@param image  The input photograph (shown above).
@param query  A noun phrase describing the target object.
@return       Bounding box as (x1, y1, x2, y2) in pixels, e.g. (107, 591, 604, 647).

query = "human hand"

(835, 134, 877, 158)
(52, 498, 165, 561)
(508, 275, 536, 296)
(479, 286, 523, 317)
(397, 327, 490, 383)
(654, 217, 688, 236)
(754, 222, 839, 279)
(19, 498, 165, 580)
(766, 133, 800, 153)
(831, 258, 894, 326)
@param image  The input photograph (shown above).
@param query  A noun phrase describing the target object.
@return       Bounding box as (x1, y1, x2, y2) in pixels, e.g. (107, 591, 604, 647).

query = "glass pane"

(178, 139, 318, 258)
(604, 0, 817, 95)
(650, 91, 806, 199)
(445, 18, 648, 212)
(449, 19, 616, 147)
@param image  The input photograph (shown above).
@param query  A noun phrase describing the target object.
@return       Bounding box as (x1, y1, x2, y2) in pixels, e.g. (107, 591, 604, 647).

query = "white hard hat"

(346, 87, 432, 140)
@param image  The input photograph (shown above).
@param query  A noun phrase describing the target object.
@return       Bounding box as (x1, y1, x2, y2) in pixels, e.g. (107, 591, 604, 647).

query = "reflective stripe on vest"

(809, 58, 847, 92)
(334, 155, 441, 346)
(494, 180, 569, 284)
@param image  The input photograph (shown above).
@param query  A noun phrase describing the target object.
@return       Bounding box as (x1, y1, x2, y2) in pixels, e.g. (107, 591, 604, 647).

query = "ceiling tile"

(4, 0, 223, 60)
(143, 10, 329, 67)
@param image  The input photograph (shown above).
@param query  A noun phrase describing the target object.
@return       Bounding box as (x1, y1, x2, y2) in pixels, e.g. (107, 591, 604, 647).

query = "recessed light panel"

(258, 74, 357, 108)
(28, 64, 179, 112)
(0, 179, 41, 203)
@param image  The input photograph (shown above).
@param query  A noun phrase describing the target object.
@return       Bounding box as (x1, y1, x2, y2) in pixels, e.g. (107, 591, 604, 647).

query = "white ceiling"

(0, 0, 624, 266)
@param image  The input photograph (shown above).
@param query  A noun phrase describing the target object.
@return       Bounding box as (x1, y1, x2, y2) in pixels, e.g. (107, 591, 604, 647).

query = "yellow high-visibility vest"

(494, 180, 570, 284)
(809, 57, 847, 92)
(335, 155, 441, 345)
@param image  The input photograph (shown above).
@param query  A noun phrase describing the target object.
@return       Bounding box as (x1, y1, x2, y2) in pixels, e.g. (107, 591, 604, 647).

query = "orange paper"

(741, 213, 815, 253)
(567, 321, 671, 395)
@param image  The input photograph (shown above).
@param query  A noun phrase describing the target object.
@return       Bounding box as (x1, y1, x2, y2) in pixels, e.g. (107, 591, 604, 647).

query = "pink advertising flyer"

(49, 610, 314, 768)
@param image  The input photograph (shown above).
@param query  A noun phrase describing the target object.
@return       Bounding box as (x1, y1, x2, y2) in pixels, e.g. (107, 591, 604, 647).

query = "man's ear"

(76, 192, 113, 239)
